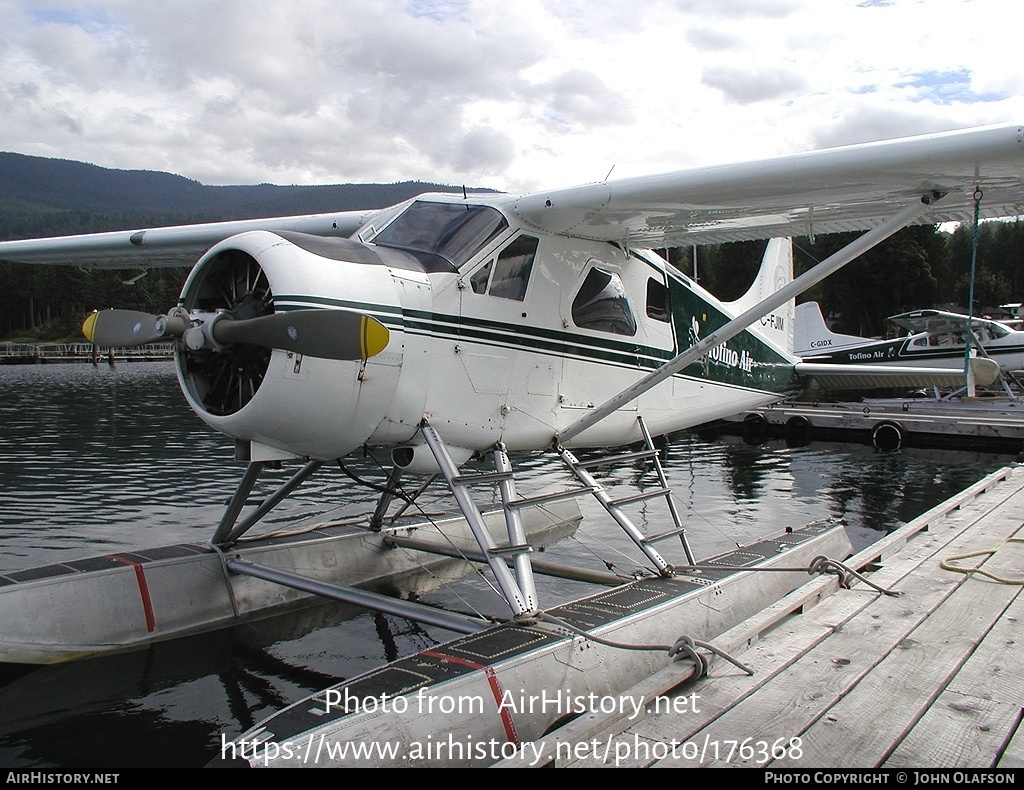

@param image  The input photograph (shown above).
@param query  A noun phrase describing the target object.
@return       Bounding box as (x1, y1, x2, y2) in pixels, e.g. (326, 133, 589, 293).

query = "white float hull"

(219, 519, 851, 767)
(0, 501, 581, 665)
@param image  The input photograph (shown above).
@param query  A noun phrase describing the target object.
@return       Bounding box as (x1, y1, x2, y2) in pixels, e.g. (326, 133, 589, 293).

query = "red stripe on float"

(421, 650, 519, 746)
(108, 555, 157, 632)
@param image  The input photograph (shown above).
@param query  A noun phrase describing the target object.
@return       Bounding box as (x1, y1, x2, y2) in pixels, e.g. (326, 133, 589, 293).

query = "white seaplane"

(1, 123, 1023, 766)
(796, 301, 1024, 396)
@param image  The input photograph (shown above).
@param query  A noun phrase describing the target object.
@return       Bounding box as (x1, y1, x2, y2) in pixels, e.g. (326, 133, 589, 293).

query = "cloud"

(527, 69, 634, 128)
(901, 70, 1005, 106)
(672, 0, 799, 18)
(685, 26, 745, 52)
(0, 0, 1019, 193)
(702, 65, 807, 105)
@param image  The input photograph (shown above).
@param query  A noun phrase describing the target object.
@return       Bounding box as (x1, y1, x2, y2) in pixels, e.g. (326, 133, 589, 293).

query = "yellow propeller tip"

(360, 316, 390, 359)
(82, 312, 98, 343)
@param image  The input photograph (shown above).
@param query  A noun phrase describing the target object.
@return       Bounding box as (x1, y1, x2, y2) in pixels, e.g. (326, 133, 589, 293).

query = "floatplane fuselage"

(796, 301, 1024, 375)
(179, 194, 800, 469)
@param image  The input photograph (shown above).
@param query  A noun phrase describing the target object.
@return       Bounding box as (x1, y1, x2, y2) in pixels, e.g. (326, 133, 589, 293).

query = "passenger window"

(646, 278, 671, 323)
(572, 268, 637, 336)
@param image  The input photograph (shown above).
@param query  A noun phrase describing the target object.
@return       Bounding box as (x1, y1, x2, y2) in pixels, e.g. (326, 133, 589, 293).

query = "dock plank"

(769, 568, 1022, 767)
(885, 573, 1024, 768)
(681, 488, 1024, 766)
(997, 713, 1024, 769)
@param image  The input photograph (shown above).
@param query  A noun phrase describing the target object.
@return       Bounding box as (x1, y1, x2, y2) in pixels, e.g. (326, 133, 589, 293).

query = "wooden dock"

(0, 342, 174, 364)
(714, 397, 1024, 455)
(500, 464, 1024, 769)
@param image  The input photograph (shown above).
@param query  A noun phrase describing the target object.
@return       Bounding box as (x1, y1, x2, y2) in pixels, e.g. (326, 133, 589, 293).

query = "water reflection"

(0, 362, 1011, 768)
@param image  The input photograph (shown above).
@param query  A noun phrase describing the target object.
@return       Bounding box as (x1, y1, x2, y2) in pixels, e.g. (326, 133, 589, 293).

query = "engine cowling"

(175, 230, 407, 460)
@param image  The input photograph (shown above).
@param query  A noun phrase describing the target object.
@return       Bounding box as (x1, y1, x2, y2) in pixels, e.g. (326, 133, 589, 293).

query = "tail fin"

(723, 238, 794, 354)
(793, 302, 873, 357)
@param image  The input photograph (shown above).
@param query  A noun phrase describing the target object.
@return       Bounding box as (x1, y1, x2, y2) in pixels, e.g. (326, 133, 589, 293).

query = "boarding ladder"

(421, 416, 695, 617)
(421, 424, 596, 618)
(558, 416, 696, 572)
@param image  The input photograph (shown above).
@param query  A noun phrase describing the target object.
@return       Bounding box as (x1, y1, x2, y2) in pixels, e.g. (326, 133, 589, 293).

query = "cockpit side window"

(488, 235, 538, 301)
(468, 235, 538, 301)
(572, 268, 637, 336)
(470, 260, 492, 294)
(373, 201, 509, 270)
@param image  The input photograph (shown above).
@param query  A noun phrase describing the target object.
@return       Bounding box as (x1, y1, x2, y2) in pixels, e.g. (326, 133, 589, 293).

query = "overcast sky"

(2, 0, 1022, 194)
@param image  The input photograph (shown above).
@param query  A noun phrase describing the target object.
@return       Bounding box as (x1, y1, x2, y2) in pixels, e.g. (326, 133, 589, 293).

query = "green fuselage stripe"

(276, 288, 800, 397)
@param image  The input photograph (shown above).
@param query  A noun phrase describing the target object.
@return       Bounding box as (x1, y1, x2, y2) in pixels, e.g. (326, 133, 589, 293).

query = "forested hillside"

(0, 153, 477, 340)
(673, 220, 1024, 337)
(1, 151, 1022, 341)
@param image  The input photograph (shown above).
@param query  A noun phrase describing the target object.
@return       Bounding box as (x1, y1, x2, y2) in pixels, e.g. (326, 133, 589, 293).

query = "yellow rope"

(940, 537, 1024, 585)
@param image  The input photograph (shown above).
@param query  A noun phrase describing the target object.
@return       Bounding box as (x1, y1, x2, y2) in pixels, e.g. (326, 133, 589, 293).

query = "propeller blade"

(83, 310, 172, 347)
(211, 310, 390, 360)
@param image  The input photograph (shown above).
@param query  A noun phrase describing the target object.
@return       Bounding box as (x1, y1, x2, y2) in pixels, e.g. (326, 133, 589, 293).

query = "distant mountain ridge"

(0, 151, 491, 231)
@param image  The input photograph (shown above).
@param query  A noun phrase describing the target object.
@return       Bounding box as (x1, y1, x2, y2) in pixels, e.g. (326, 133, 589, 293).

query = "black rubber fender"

(871, 420, 906, 451)
(742, 413, 768, 443)
(784, 415, 813, 446)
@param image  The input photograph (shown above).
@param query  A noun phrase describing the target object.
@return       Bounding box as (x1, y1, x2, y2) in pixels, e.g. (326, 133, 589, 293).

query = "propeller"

(82, 307, 390, 361)
(82, 309, 190, 347)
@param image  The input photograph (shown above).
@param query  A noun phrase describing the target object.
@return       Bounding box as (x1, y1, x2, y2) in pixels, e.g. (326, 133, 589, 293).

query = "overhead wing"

(888, 308, 1011, 336)
(0, 210, 377, 269)
(1, 123, 1022, 268)
(795, 357, 999, 390)
(508, 123, 1024, 246)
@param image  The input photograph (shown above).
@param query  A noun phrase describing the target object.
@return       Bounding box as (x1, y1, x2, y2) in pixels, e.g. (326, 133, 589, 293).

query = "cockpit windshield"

(372, 201, 509, 271)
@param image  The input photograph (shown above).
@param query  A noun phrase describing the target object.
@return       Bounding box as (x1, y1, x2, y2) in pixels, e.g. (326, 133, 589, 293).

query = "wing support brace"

(557, 194, 945, 443)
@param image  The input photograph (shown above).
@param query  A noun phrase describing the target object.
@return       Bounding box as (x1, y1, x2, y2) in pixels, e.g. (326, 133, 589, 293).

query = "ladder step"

(451, 470, 514, 486)
(641, 527, 687, 544)
(506, 486, 596, 509)
(606, 487, 672, 507)
(573, 449, 659, 469)
(488, 543, 534, 557)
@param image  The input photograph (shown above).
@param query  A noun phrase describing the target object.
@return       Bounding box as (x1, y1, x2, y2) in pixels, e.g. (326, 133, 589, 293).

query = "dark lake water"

(0, 361, 1011, 769)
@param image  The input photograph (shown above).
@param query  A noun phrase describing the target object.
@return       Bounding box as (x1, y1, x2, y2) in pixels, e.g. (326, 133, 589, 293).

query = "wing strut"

(557, 194, 945, 443)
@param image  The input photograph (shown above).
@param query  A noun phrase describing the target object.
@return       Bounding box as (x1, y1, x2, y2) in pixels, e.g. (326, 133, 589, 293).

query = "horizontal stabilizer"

(795, 357, 999, 390)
